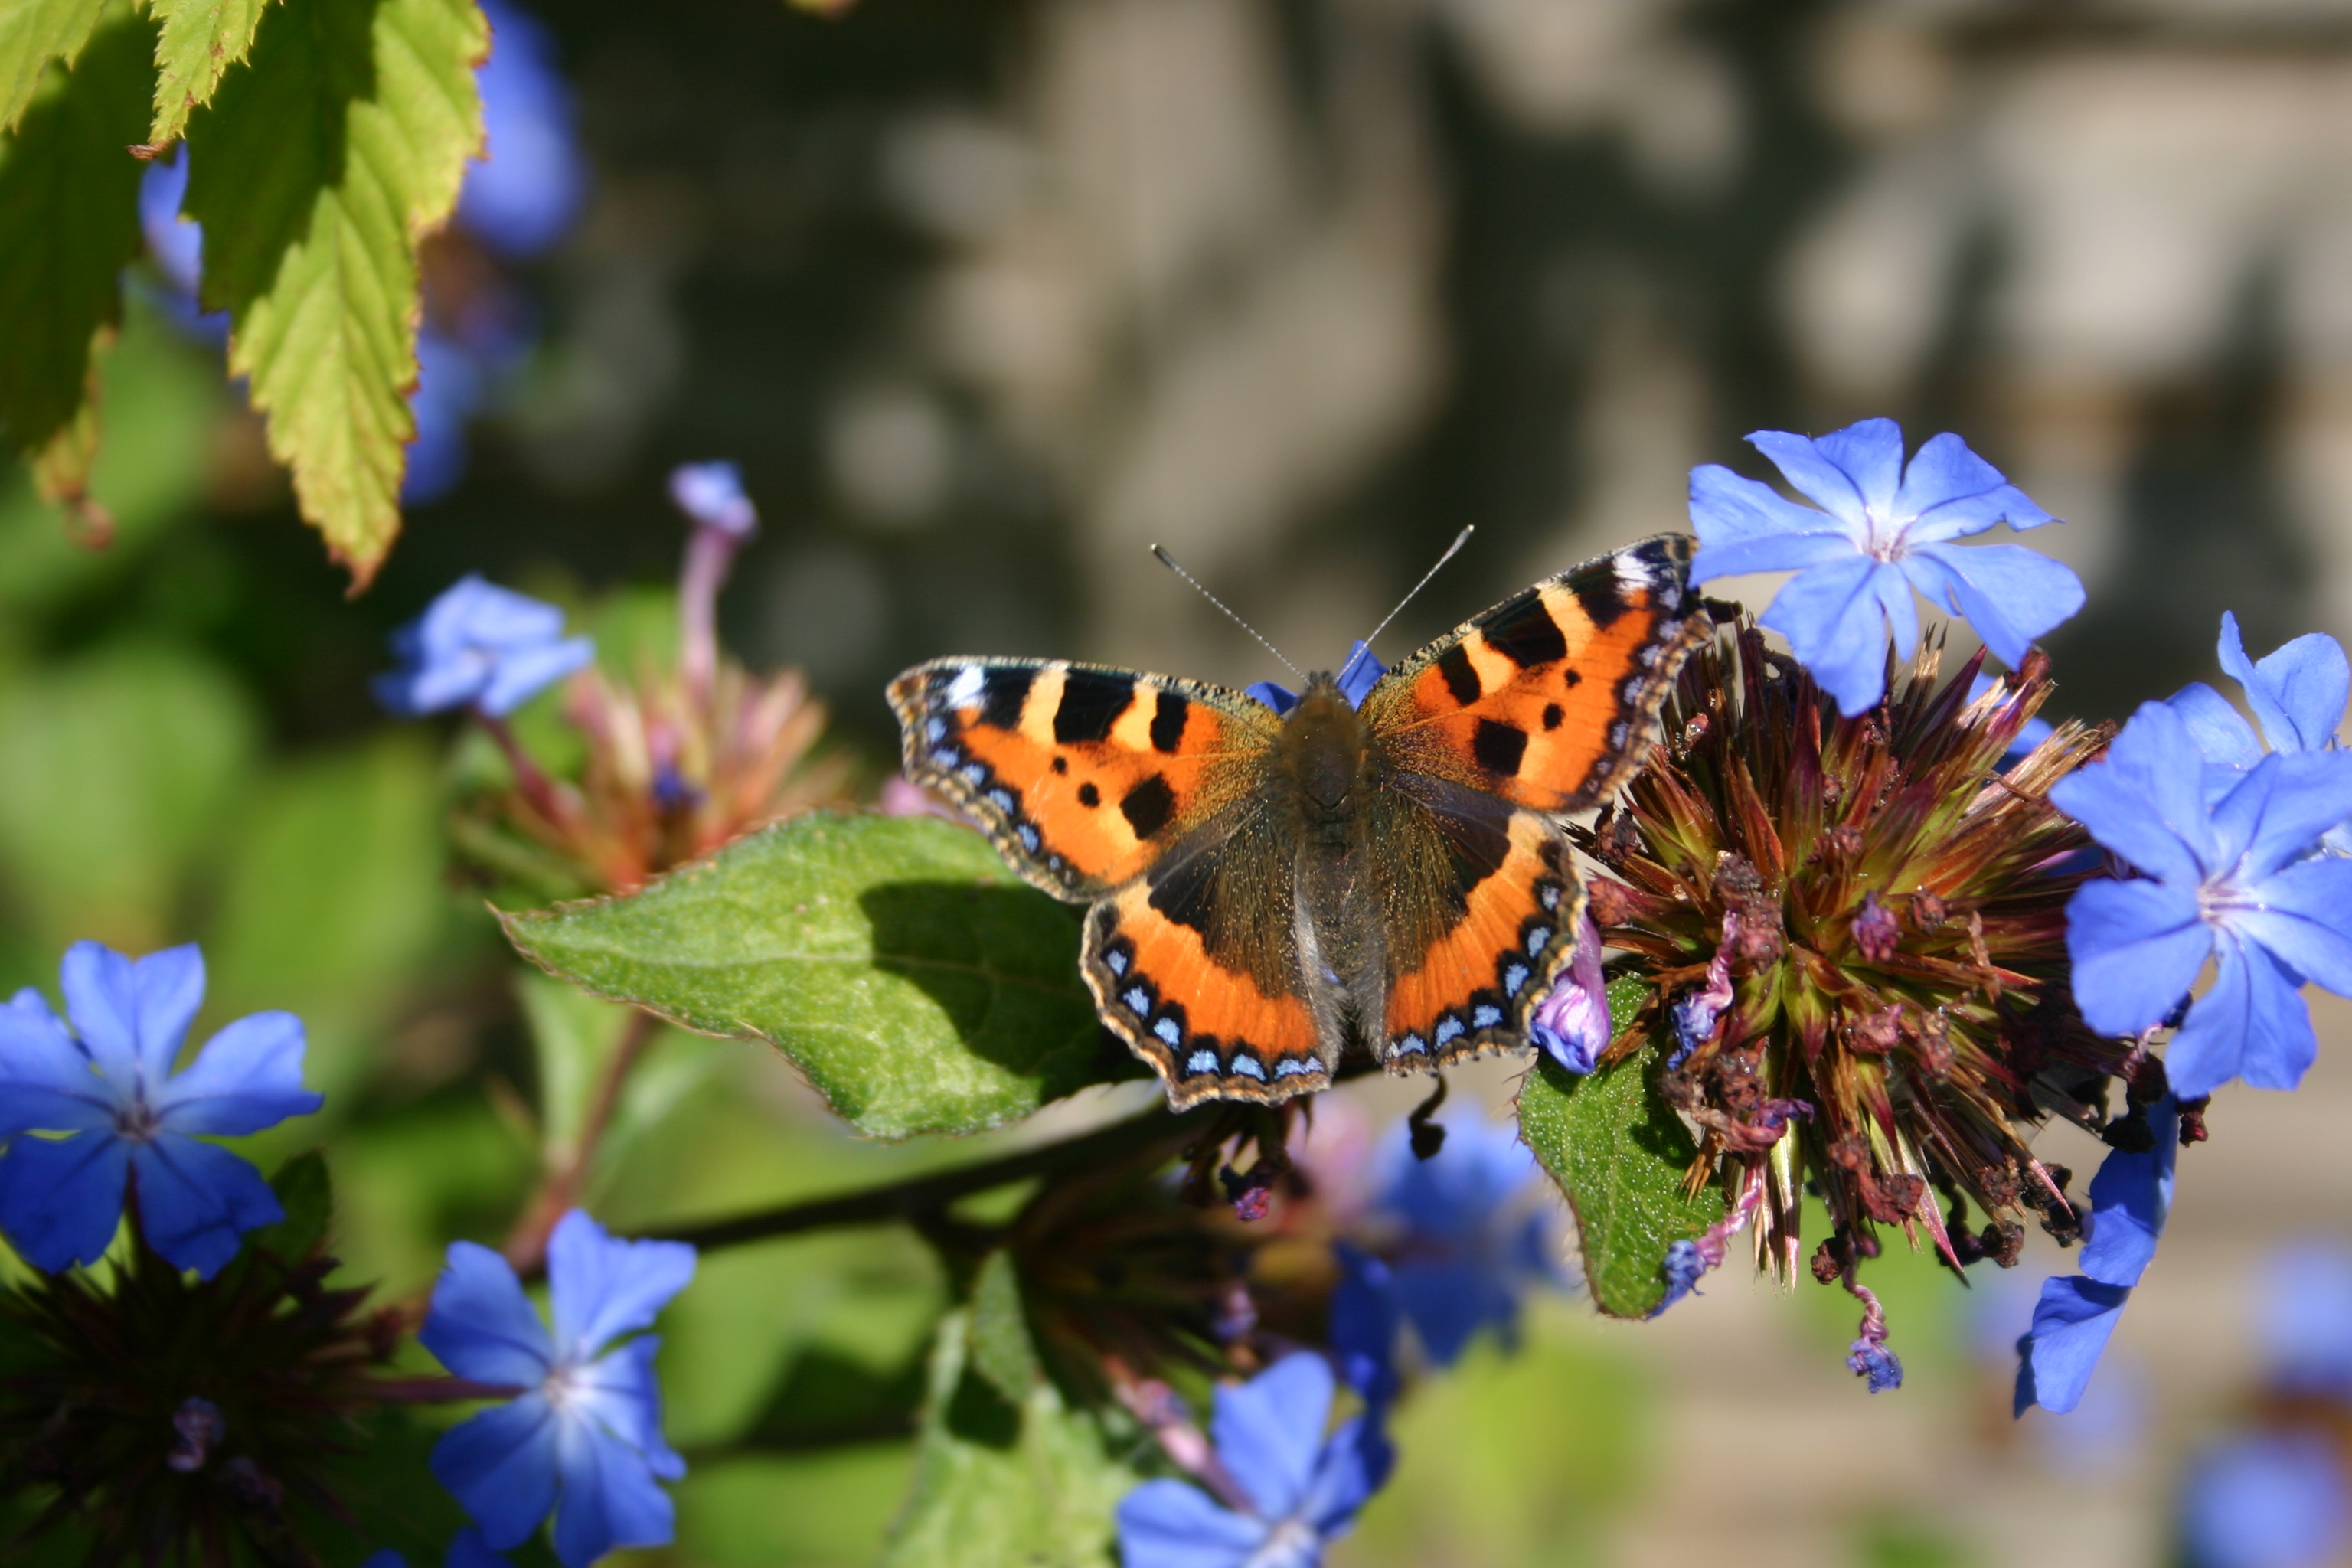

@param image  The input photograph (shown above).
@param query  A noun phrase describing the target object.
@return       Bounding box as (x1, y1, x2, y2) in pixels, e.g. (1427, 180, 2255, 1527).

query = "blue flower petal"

(668, 462, 756, 538)
(124, 945, 206, 1085)
(1116, 1478, 1266, 1568)
(1392, 1256, 1513, 1367)
(422, 1240, 556, 1385)
(1328, 1244, 1400, 1409)
(2167, 681, 2265, 777)
(130, 1132, 284, 1278)
(1245, 681, 1297, 715)
(0, 1004, 113, 1134)
(460, 0, 587, 261)
(2213, 751, 2352, 883)
(2232, 856, 2352, 997)
(1299, 1414, 1393, 1540)
(2171, 936, 2318, 1097)
(2220, 611, 2351, 755)
(1900, 541, 2085, 668)
(2260, 1243, 2352, 1394)
(432, 1393, 563, 1551)
(2014, 1275, 2132, 1416)
(479, 635, 593, 717)
(547, 1210, 697, 1361)
(152, 1010, 322, 1135)
(2063, 876, 2210, 1038)
(2080, 1096, 2176, 1289)
(1687, 465, 1862, 580)
(1893, 430, 2056, 541)
(60, 941, 152, 1086)
(1211, 1354, 1332, 1522)
(1758, 554, 1917, 716)
(570, 1336, 683, 1477)
(446, 1528, 513, 1568)
(2050, 702, 2217, 887)
(0, 1132, 128, 1272)
(2180, 1432, 2350, 1568)
(550, 1410, 678, 1568)
(1335, 642, 1384, 709)
(1751, 420, 1899, 529)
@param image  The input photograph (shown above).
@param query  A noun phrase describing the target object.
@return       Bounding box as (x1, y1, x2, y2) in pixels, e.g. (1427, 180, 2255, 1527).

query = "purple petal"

(2171, 936, 2319, 1097)
(550, 1412, 678, 1568)
(2080, 1096, 2176, 1289)
(1893, 431, 2055, 540)
(2213, 751, 2352, 883)
(0, 1006, 115, 1134)
(1299, 1415, 1393, 1540)
(1898, 543, 2085, 668)
(0, 1132, 129, 1272)
(546, 1210, 697, 1360)
(1759, 554, 1916, 716)
(2049, 702, 2216, 887)
(570, 1337, 682, 1477)
(129, 1134, 283, 1278)
(432, 1393, 562, 1551)
(2232, 856, 2352, 997)
(2167, 681, 2264, 773)
(423, 1240, 555, 1384)
(1116, 1479, 1266, 1568)
(1686, 464, 1865, 580)
(2014, 1275, 2132, 1416)
(2063, 877, 2210, 1038)
(2180, 1432, 2350, 1568)
(1750, 420, 1899, 527)
(2220, 611, 2351, 754)
(1211, 1354, 1333, 1521)
(154, 1011, 322, 1135)
(479, 635, 594, 717)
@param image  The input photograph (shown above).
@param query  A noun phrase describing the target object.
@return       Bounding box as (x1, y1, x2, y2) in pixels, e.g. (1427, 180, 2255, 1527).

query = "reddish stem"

(501, 1008, 660, 1273)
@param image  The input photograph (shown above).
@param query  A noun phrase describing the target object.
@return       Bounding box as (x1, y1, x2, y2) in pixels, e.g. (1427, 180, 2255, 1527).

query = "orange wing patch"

(1381, 812, 1582, 1070)
(1084, 885, 1330, 1107)
(888, 659, 1276, 900)
(1364, 534, 1707, 814)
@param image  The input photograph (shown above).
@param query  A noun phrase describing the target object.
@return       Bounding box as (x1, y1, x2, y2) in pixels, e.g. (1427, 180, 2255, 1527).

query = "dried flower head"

(1574, 613, 2128, 1288)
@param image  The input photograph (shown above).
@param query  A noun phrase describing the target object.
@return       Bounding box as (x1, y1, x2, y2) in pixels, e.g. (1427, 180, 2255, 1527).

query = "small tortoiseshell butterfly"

(887, 534, 1707, 1109)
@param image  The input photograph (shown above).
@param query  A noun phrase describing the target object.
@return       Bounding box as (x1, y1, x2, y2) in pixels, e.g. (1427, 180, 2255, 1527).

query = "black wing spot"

(980, 668, 1034, 729)
(1050, 756, 1069, 775)
(1120, 774, 1177, 840)
(1436, 644, 1482, 705)
(1054, 668, 1137, 744)
(1541, 703, 1564, 731)
(1077, 781, 1101, 808)
(1150, 690, 1190, 753)
(1472, 718, 1529, 777)
(1484, 593, 1570, 668)
(1572, 568, 1628, 631)
(1562, 668, 1583, 688)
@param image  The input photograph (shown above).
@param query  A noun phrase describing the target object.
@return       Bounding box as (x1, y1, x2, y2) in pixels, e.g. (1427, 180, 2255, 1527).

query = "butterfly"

(887, 534, 1708, 1109)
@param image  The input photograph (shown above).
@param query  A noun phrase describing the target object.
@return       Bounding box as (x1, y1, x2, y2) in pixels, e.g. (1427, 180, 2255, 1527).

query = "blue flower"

(1246, 642, 1383, 716)
(2016, 1096, 2177, 1416)
(1328, 1243, 1401, 1410)
(2259, 1242, 2352, 1396)
(2053, 701, 2352, 1096)
(0, 942, 320, 1279)
(374, 576, 594, 718)
(1116, 1354, 1392, 1568)
(1362, 1112, 1557, 1366)
(361, 1529, 511, 1568)
(2180, 1432, 2350, 1568)
(670, 462, 758, 539)
(421, 1209, 694, 1567)
(459, 0, 588, 260)
(1527, 914, 1610, 1074)
(2170, 612, 2352, 854)
(1687, 418, 2082, 716)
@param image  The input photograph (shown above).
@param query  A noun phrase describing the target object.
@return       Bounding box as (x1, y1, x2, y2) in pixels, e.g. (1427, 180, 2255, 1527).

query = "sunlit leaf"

(501, 814, 1134, 1141)
(182, 0, 485, 587)
(0, 9, 152, 475)
(0, 0, 111, 131)
(880, 1307, 1131, 1568)
(966, 1249, 1039, 1405)
(1515, 975, 1724, 1319)
(145, 0, 269, 146)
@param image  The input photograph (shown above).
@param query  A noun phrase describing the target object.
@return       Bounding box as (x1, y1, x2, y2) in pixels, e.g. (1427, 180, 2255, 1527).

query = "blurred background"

(6, 0, 2352, 1562)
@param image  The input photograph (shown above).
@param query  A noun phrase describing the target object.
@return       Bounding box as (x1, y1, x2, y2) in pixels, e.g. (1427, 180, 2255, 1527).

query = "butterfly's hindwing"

(887, 658, 1276, 900)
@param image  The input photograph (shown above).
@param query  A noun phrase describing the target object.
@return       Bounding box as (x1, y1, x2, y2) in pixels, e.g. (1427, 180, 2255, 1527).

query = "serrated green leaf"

(0, 9, 152, 464)
(0, 0, 109, 131)
(145, 0, 269, 146)
(967, 1249, 1039, 1404)
(182, 0, 485, 587)
(501, 814, 1131, 1140)
(1516, 975, 1723, 1319)
(882, 1308, 1131, 1568)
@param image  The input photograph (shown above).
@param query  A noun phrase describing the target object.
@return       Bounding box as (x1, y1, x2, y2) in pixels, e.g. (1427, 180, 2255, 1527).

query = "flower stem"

(473, 708, 586, 835)
(502, 1008, 661, 1272)
(370, 1377, 528, 1404)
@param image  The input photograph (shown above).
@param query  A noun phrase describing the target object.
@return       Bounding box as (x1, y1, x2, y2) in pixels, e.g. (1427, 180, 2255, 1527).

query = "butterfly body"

(888, 535, 1707, 1108)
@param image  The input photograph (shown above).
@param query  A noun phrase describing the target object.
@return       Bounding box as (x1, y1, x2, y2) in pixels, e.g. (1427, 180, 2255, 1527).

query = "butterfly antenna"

(1148, 544, 1304, 680)
(1351, 526, 1475, 671)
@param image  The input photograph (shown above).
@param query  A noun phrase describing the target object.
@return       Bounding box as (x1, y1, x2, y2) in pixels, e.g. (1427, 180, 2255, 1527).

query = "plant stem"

(503, 1008, 661, 1272)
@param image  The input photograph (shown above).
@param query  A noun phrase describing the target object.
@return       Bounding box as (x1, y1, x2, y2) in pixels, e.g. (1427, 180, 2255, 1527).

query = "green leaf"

(181, 0, 485, 587)
(882, 1308, 1132, 1568)
(252, 1148, 333, 1261)
(1515, 975, 1724, 1319)
(966, 1249, 1039, 1404)
(501, 814, 1129, 1140)
(145, 0, 269, 146)
(0, 0, 110, 132)
(0, 8, 153, 464)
